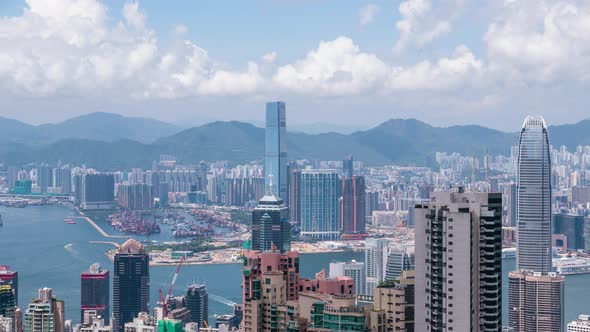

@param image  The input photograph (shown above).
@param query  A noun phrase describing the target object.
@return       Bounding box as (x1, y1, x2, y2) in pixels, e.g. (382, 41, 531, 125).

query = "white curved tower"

(517, 115, 552, 273)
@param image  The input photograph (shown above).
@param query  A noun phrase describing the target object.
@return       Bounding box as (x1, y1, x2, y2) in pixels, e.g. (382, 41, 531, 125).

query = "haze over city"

(3, 1, 590, 332)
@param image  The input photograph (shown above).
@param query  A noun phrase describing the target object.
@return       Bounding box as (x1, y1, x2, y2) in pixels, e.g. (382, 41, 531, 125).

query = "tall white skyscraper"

(329, 261, 365, 295)
(415, 189, 503, 332)
(264, 101, 288, 205)
(517, 115, 553, 273)
(364, 238, 389, 296)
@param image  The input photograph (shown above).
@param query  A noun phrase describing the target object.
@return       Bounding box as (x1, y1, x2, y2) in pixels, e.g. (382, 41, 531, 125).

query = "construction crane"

(158, 256, 185, 317)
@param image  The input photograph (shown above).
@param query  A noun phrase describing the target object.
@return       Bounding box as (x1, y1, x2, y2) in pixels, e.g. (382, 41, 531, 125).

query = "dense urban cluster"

(2, 103, 590, 332)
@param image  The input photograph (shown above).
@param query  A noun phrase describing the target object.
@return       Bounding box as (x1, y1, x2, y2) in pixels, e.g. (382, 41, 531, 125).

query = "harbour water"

(1, 204, 589, 326)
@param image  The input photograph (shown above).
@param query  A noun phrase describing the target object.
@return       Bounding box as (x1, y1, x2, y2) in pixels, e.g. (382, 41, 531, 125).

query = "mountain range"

(1, 112, 589, 169)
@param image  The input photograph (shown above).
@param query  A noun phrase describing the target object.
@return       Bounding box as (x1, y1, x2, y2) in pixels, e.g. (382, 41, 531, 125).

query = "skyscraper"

(415, 190, 502, 332)
(508, 270, 564, 332)
(251, 181, 291, 252)
(264, 101, 288, 205)
(365, 238, 388, 296)
(81, 264, 109, 325)
(517, 115, 552, 273)
(37, 165, 52, 193)
(340, 175, 366, 235)
(299, 169, 340, 240)
(329, 261, 365, 295)
(0, 266, 17, 306)
(80, 174, 116, 210)
(186, 284, 208, 328)
(0, 285, 15, 324)
(385, 244, 415, 281)
(343, 155, 353, 180)
(288, 168, 301, 225)
(507, 182, 517, 227)
(113, 239, 149, 332)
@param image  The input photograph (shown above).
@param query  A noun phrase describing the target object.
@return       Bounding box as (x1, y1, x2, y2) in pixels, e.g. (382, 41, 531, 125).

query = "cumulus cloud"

(359, 4, 379, 26)
(4, 0, 590, 106)
(393, 0, 464, 53)
(485, 0, 590, 82)
(0, 0, 263, 98)
(273, 37, 389, 95)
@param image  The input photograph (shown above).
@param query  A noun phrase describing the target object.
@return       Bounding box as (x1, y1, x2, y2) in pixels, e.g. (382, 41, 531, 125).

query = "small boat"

(64, 218, 76, 224)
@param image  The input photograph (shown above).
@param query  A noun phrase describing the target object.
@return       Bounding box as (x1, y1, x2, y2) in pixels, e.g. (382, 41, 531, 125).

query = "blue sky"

(0, 0, 589, 131)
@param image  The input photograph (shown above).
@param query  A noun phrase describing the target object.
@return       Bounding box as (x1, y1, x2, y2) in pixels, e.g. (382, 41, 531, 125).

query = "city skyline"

(2, 0, 590, 330)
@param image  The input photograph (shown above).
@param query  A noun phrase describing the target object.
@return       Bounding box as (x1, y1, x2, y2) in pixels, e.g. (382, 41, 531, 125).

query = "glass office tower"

(264, 102, 288, 205)
(517, 115, 552, 273)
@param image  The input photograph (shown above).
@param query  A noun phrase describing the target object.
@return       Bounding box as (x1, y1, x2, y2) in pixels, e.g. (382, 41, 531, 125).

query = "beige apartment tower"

(415, 189, 503, 332)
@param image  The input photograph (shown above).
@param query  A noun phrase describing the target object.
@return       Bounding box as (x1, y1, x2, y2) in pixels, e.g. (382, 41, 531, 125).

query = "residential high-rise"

(340, 176, 366, 235)
(116, 184, 154, 210)
(37, 164, 52, 193)
(264, 101, 288, 206)
(24, 288, 64, 332)
(517, 115, 552, 273)
(186, 284, 208, 328)
(299, 169, 340, 240)
(80, 264, 109, 325)
(415, 190, 503, 332)
(567, 314, 590, 332)
(508, 270, 564, 332)
(79, 317, 111, 332)
(329, 261, 365, 295)
(370, 270, 415, 332)
(113, 239, 149, 332)
(241, 250, 300, 332)
(0, 266, 17, 306)
(365, 238, 389, 296)
(80, 174, 115, 210)
(0, 316, 13, 332)
(251, 182, 291, 252)
(365, 191, 380, 220)
(122, 313, 156, 332)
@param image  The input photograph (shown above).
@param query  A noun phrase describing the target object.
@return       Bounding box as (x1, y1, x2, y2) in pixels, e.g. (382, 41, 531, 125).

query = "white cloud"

(5, 0, 590, 112)
(359, 4, 379, 26)
(262, 52, 277, 63)
(174, 24, 188, 35)
(123, 2, 145, 31)
(389, 45, 483, 90)
(273, 37, 389, 95)
(393, 0, 463, 53)
(0, 0, 263, 98)
(485, 0, 590, 83)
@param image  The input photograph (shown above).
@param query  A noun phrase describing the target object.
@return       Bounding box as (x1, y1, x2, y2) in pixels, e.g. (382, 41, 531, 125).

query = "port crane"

(158, 256, 185, 317)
